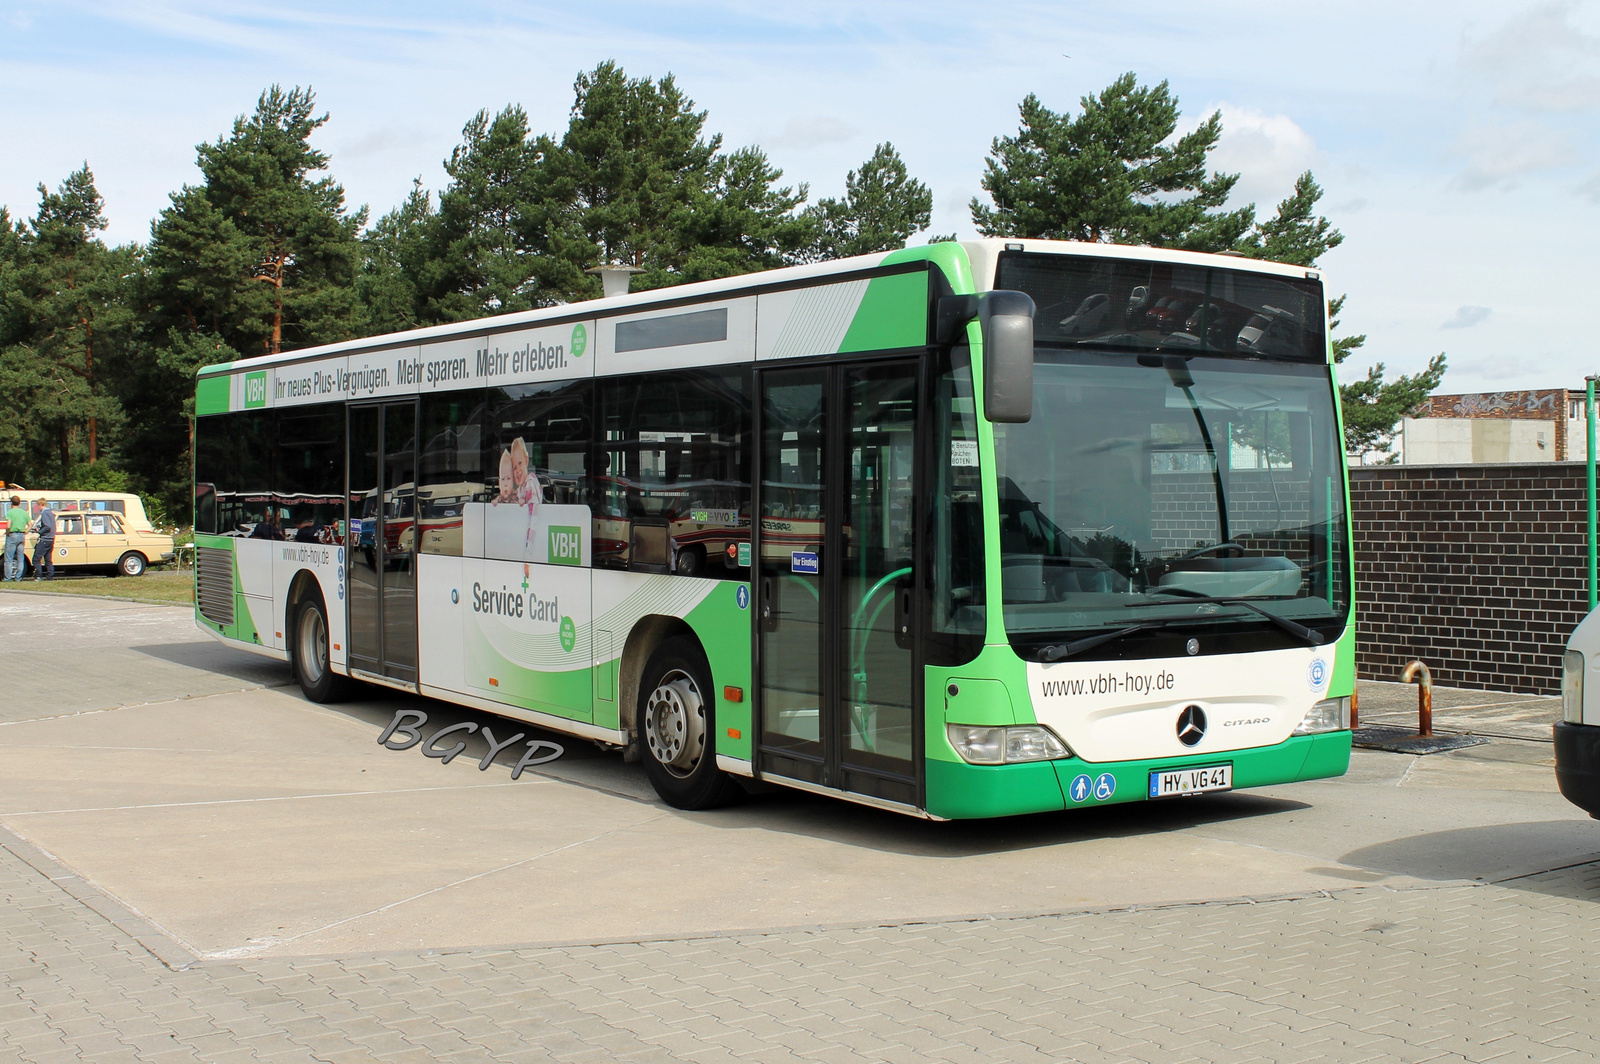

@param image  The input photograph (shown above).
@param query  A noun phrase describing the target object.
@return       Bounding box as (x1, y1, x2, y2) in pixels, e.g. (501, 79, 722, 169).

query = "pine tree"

(971, 74, 1253, 251)
(131, 85, 365, 509)
(358, 178, 435, 334)
(1237, 171, 1343, 267)
(803, 142, 932, 261)
(543, 62, 814, 293)
(419, 105, 584, 320)
(673, 146, 814, 282)
(548, 62, 720, 285)
(1330, 296, 1447, 459)
(146, 85, 365, 360)
(0, 167, 134, 483)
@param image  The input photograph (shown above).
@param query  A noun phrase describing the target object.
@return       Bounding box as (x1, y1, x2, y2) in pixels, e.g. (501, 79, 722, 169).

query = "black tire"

(675, 546, 704, 577)
(291, 591, 352, 703)
(638, 636, 741, 809)
(117, 552, 147, 577)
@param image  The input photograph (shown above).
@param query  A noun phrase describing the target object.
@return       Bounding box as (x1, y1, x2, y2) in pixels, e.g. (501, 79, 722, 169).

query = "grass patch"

(0, 568, 193, 605)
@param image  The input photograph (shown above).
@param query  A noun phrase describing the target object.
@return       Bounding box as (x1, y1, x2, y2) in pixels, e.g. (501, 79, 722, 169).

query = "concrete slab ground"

(1355, 677, 1559, 741)
(7, 594, 1600, 1063)
(1, 595, 1594, 967)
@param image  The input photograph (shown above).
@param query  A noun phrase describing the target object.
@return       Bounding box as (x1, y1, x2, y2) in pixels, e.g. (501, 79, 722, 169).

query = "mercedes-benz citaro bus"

(191, 240, 1354, 819)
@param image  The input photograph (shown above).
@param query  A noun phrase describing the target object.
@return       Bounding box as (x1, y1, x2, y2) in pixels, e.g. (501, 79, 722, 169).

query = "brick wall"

(1350, 462, 1588, 694)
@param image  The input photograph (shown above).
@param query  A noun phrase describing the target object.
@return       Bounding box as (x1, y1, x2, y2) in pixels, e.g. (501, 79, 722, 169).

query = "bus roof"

(195, 240, 1321, 379)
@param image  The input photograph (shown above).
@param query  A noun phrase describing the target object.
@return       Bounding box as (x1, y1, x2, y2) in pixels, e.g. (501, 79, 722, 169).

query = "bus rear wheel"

(292, 592, 351, 703)
(638, 636, 740, 809)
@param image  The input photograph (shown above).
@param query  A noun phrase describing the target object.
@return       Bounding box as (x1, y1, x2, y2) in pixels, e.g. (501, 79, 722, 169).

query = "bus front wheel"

(638, 636, 740, 809)
(292, 592, 352, 703)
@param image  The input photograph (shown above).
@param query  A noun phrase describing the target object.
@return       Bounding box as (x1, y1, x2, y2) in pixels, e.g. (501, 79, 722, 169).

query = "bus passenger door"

(347, 401, 419, 685)
(756, 360, 922, 809)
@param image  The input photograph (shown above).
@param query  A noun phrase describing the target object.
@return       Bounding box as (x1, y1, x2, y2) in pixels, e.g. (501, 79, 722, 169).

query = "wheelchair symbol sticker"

(1093, 773, 1116, 801)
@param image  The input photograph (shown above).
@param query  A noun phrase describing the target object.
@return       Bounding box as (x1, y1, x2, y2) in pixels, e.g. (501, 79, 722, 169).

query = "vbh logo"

(243, 371, 267, 408)
(548, 526, 581, 566)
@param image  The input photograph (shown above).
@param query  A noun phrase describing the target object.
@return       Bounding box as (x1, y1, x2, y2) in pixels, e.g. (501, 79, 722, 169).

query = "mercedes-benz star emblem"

(1177, 705, 1207, 747)
(1186, 637, 1200, 656)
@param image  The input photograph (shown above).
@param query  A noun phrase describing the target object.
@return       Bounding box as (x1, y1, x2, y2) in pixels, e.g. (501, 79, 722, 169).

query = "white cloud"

(767, 116, 859, 151)
(1200, 105, 1319, 209)
(1450, 118, 1579, 189)
(1463, 0, 1600, 113)
(1442, 305, 1492, 329)
(1440, 351, 1560, 386)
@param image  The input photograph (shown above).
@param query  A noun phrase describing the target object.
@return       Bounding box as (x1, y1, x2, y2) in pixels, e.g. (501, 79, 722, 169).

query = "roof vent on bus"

(587, 264, 644, 299)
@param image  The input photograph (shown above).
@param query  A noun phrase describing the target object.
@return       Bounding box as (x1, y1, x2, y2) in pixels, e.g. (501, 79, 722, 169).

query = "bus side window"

(275, 403, 345, 548)
(596, 369, 750, 579)
(928, 348, 986, 665)
(419, 390, 488, 558)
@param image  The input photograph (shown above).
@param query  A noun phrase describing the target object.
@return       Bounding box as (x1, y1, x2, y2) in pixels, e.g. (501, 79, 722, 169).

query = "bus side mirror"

(935, 290, 1036, 423)
(980, 290, 1035, 423)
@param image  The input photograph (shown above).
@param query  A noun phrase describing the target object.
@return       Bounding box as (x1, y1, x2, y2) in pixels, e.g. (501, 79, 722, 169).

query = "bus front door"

(347, 402, 419, 685)
(756, 361, 922, 809)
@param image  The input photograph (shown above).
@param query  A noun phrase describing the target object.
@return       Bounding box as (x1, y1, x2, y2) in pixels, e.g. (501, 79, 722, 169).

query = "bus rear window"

(996, 251, 1326, 362)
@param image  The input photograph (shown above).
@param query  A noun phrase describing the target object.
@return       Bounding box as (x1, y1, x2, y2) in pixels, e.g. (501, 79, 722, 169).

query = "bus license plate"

(1148, 764, 1232, 798)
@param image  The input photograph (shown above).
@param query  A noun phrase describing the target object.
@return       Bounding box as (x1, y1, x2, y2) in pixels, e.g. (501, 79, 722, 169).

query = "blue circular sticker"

(1069, 774, 1093, 803)
(1094, 773, 1117, 801)
(1308, 657, 1330, 693)
(735, 585, 750, 610)
(451, 588, 459, 605)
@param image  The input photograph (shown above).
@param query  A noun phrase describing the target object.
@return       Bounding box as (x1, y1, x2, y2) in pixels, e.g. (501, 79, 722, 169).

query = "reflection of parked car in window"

(27, 511, 175, 576)
(1236, 305, 1304, 357)
(356, 487, 417, 568)
(416, 481, 486, 556)
(1058, 293, 1110, 336)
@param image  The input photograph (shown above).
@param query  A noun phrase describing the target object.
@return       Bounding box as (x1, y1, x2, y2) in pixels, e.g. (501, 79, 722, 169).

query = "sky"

(3, 0, 1599, 394)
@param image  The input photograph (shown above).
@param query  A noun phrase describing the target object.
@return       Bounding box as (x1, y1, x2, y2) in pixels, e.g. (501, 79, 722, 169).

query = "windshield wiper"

(1137, 586, 1324, 645)
(1038, 619, 1181, 661)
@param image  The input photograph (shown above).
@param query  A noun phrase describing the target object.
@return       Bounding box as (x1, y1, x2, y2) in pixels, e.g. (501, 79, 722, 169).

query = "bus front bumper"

(1555, 721, 1600, 818)
(925, 731, 1352, 820)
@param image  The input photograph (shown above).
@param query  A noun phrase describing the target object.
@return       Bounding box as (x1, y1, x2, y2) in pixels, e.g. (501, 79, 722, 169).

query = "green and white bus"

(192, 239, 1354, 819)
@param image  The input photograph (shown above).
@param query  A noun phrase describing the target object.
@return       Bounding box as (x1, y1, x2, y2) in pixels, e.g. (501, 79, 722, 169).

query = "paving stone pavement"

(6, 821, 1600, 1064)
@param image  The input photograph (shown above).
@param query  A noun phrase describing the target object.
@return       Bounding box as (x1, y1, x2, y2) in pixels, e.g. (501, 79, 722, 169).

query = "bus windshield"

(992, 349, 1349, 654)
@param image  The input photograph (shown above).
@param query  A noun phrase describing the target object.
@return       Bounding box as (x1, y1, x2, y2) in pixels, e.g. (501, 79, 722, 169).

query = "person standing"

(3, 495, 27, 580)
(30, 500, 56, 581)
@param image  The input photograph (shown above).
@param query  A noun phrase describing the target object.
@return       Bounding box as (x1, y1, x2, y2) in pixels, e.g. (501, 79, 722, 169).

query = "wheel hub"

(299, 607, 327, 685)
(644, 670, 705, 774)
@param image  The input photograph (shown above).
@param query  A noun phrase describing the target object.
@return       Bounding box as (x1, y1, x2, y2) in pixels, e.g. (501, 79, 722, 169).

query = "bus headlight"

(947, 724, 1070, 765)
(1564, 651, 1586, 724)
(1292, 696, 1350, 735)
